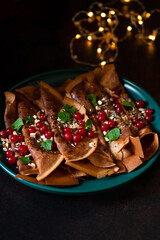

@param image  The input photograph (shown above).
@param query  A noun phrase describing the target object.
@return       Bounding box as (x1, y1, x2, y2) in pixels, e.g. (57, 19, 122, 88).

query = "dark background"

(0, 1, 160, 240)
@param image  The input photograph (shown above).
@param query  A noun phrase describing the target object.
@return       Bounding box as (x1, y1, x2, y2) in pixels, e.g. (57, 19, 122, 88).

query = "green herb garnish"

(41, 139, 52, 151)
(106, 128, 120, 143)
(11, 118, 24, 132)
(121, 101, 135, 109)
(58, 111, 72, 122)
(62, 104, 76, 113)
(85, 119, 92, 131)
(87, 94, 97, 107)
(25, 116, 34, 123)
(20, 157, 31, 164)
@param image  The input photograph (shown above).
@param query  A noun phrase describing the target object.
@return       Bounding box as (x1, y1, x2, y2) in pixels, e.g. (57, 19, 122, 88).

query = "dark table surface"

(0, 1, 160, 240)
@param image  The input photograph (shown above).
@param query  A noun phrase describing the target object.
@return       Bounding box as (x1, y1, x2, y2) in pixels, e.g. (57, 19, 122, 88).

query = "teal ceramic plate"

(0, 68, 160, 195)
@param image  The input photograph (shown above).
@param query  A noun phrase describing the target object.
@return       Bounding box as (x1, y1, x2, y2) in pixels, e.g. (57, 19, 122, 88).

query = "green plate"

(0, 68, 160, 195)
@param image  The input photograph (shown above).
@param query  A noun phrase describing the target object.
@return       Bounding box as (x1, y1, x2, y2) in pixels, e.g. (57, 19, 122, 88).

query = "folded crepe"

(39, 81, 98, 161)
(99, 64, 159, 161)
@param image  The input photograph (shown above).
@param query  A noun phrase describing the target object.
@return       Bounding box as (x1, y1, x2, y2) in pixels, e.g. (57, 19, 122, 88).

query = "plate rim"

(0, 68, 160, 195)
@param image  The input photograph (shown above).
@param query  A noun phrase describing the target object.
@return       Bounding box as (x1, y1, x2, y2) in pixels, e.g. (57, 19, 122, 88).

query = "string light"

(70, 1, 160, 67)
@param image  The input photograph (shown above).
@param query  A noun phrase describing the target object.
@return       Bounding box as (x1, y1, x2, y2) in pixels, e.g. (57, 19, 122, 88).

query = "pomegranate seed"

(116, 107, 123, 113)
(98, 115, 106, 122)
(112, 89, 120, 95)
(99, 110, 106, 116)
(101, 123, 109, 131)
(28, 126, 36, 133)
(145, 108, 153, 115)
(136, 99, 145, 108)
(52, 142, 57, 150)
(10, 135, 19, 143)
(108, 120, 115, 128)
(5, 150, 14, 157)
(18, 145, 28, 155)
(78, 128, 86, 136)
(88, 131, 95, 138)
(145, 115, 153, 122)
(18, 135, 24, 142)
(110, 97, 118, 103)
(64, 132, 73, 141)
(40, 124, 48, 134)
(36, 121, 43, 128)
(6, 127, 13, 135)
(73, 133, 82, 142)
(73, 112, 82, 120)
(132, 117, 139, 124)
(40, 114, 46, 121)
(45, 131, 53, 139)
(0, 130, 8, 138)
(136, 121, 144, 129)
(63, 127, 71, 133)
(114, 103, 121, 108)
(79, 120, 85, 127)
(8, 156, 17, 164)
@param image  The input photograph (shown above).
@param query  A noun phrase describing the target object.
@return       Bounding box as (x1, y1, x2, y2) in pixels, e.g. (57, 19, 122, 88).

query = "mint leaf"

(85, 119, 92, 131)
(58, 111, 72, 122)
(25, 116, 34, 123)
(87, 94, 97, 107)
(41, 139, 52, 150)
(11, 118, 24, 131)
(20, 157, 31, 164)
(62, 104, 76, 114)
(121, 101, 135, 109)
(107, 128, 120, 143)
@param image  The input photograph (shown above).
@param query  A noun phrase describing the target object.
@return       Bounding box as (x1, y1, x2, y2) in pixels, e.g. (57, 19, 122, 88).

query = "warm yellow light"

(98, 27, 104, 32)
(138, 20, 143, 25)
(137, 15, 142, 20)
(101, 12, 106, 18)
(75, 34, 81, 39)
(124, 0, 130, 2)
(87, 35, 92, 41)
(110, 42, 116, 50)
(146, 12, 151, 18)
(100, 61, 106, 66)
(107, 18, 111, 23)
(110, 10, 115, 15)
(97, 48, 102, 53)
(127, 26, 132, 31)
(87, 11, 94, 17)
(148, 35, 155, 41)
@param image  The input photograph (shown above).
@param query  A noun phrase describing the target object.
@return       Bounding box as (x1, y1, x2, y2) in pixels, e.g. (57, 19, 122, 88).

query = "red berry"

(116, 107, 123, 113)
(18, 135, 24, 142)
(64, 132, 73, 141)
(79, 120, 85, 127)
(101, 123, 109, 131)
(10, 135, 19, 143)
(132, 117, 139, 124)
(145, 115, 153, 122)
(112, 89, 120, 95)
(136, 99, 145, 108)
(108, 120, 115, 128)
(18, 145, 28, 155)
(8, 156, 17, 164)
(136, 121, 144, 129)
(63, 127, 71, 133)
(88, 131, 95, 138)
(78, 128, 86, 136)
(99, 110, 106, 116)
(0, 130, 8, 138)
(36, 121, 43, 128)
(6, 127, 13, 135)
(145, 108, 153, 115)
(45, 131, 53, 139)
(110, 97, 118, 103)
(98, 115, 106, 122)
(73, 133, 82, 142)
(28, 126, 36, 133)
(114, 103, 121, 108)
(40, 124, 48, 134)
(52, 142, 57, 150)
(73, 112, 82, 120)
(40, 114, 46, 121)
(5, 150, 14, 157)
